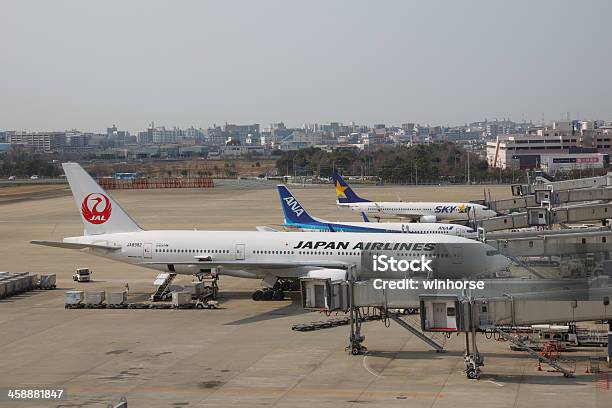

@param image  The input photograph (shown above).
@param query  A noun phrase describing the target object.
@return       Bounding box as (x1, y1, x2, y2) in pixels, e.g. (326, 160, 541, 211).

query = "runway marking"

(362, 352, 384, 378)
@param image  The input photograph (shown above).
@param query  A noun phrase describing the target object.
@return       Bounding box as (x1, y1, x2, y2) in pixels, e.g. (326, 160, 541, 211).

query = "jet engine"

(305, 269, 348, 281)
(419, 215, 437, 223)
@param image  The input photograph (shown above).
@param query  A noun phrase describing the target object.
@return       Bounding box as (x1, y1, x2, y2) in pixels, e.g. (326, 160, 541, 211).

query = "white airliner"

(31, 163, 510, 301)
(332, 172, 498, 222)
(278, 185, 474, 236)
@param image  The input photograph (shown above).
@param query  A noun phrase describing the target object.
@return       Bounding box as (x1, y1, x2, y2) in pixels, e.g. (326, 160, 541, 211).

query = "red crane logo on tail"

(81, 193, 112, 224)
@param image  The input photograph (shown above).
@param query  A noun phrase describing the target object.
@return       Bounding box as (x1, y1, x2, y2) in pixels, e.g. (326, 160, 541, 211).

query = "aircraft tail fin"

(277, 185, 318, 226)
(62, 162, 142, 235)
(331, 172, 370, 204)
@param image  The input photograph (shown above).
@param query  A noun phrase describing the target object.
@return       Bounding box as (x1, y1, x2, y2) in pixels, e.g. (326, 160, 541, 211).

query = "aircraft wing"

(396, 214, 420, 220)
(30, 240, 122, 251)
(139, 259, 349, 270)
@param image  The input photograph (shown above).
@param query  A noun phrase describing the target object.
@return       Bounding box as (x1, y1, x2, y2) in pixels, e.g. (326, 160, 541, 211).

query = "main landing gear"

(251, 288, 284, 301)
(251, 279, 299, 301)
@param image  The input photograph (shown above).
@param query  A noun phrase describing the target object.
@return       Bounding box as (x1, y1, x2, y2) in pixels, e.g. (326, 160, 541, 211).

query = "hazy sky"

(1, 0, 611, 132)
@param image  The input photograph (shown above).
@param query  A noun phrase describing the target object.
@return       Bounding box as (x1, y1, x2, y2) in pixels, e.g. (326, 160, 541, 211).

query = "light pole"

(467, 150, 470, 184)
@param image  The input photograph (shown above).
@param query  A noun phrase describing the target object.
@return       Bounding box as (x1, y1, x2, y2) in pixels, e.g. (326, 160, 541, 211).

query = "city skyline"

(1, 1, 611, 131)
(1, 115, 606, 136)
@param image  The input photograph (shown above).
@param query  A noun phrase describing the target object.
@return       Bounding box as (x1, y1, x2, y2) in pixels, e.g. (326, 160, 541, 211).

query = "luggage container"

(10, 278, 23, 294)
(29, 274, 38, 290)
(107, 291, 128, 305)
(172, 291, 192, 308)
(64, 290, 84, 306)
(22, 275, 33, 291)
(84, 290, 106, 305)
(38, 274, 56, 289)
(0, 282, 6, 299)
(4, 280, 15, 297)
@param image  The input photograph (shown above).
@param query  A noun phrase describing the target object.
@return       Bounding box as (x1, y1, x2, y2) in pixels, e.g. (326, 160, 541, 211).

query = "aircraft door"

(143, 243, 152, 259)
(450, 245, 462, 264)
(432, 303, 447, 328)
(314, 284, 325, 308)
(235, 244, 245, 260)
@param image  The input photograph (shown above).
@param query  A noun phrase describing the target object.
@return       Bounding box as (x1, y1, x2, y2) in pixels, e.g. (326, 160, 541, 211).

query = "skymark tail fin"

(62, 162, 142, 235)
(331, 172, 370, 204)
(277, 185, 318, 226)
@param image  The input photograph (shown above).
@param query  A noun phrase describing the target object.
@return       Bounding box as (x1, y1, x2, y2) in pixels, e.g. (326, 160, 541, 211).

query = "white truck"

(73, 268, 92, 282)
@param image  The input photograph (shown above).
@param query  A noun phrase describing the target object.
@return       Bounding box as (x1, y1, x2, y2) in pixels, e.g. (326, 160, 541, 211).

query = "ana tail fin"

(62, 162, 142, 235)
(276, 185, 318, 226)
(331, 172, 370, 204)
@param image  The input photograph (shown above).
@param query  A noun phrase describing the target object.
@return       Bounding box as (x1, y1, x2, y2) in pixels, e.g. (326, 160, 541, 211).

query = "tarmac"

(0, 182, 610, 407)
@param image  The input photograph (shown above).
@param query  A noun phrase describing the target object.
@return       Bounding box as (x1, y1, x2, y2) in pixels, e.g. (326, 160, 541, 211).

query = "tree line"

(0, 150, 61, 177)
(275, 143, 526, 184)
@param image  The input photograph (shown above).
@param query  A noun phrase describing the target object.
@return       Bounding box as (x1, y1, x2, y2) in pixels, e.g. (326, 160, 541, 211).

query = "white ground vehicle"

(73, 268, 92, 282)
(8, 176, 16, 181)
(30, 175, 39, 180)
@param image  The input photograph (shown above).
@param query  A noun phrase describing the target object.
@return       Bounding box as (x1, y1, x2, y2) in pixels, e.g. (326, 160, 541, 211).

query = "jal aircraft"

(278, 185, 474, 236)
(332, 172, 498, 222)
(32, 163, 510, 301)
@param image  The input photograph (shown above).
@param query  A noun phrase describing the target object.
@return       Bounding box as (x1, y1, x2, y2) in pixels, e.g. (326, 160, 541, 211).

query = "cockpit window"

(486, 250, 500, 256)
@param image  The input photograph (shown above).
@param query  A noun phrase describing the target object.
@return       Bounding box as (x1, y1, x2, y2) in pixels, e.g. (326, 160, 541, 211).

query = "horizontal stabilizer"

(30, 240, 121, 251)
(256, 226, 279, 232)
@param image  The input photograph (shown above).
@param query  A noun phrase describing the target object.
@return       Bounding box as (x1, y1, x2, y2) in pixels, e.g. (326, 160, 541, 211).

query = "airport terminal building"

(487, 121, 612, 171)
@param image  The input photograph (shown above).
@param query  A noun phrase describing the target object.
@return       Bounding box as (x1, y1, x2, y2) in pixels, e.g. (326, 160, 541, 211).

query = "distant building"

(107, 125, 133, 145)
(0, 143, 11, 155)
(225, 124, 260, 145)
(220, 145, 265, 158)
(207, 126, 225, 145)
(184, 127, 206, 142)
(487, 120, 612, 169)
(64, 131, 91, 151)
(137, 125, 184, 145)
(8, 132, 66, 153)
(540, 153, 606, 174)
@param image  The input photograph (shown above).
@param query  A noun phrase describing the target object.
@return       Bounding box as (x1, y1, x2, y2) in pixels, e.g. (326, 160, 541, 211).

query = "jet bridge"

(488, 173, 612, 213)
(485, 228, 612, 258)
(487, 195, 537, 213)
(535, 187, 612, 206)
(477, 202, 612, 232)
(487, 187, 612, 213)
(419, 293, 612, 378)
(300, 274, 612, 379)
(512, 173, 612, 197)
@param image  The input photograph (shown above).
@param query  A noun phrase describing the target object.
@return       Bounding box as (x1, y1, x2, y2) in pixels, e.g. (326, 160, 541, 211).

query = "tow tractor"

(73, 267, 92, 282)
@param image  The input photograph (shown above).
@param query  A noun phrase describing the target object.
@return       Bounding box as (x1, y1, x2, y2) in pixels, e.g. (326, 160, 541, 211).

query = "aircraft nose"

(492, 253, 511, 273)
